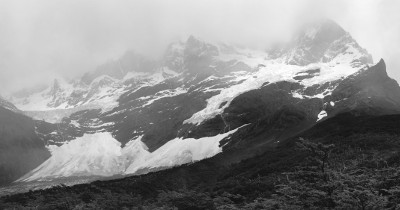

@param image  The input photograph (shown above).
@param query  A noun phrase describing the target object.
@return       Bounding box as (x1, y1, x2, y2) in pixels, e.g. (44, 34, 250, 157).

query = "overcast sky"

(0, 0, 399, 95)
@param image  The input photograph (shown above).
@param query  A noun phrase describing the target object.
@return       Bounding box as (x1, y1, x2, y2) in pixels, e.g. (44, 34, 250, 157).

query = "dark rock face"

(290, 112, 400, 142)
(175, 59, 400, 165)
(0, 107, 50, 186)
(330, 59, 400, 116)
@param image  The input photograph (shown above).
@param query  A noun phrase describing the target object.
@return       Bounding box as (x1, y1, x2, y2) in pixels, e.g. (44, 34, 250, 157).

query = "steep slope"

(0, 105, 50, 186)
(329, 59, 400, 115)
(0, 96, 19, 113)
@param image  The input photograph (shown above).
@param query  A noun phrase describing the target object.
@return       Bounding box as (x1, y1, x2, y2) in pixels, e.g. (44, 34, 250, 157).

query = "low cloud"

(0, 0, 399, 94)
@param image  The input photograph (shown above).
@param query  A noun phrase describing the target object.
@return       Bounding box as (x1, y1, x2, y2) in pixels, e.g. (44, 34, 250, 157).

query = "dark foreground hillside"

(1, 113, 400, 209)
(0, 107, 50, 186)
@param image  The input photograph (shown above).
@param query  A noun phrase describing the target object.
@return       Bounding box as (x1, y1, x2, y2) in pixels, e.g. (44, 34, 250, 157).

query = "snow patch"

(19, 133, 124, 182)
(124, 127, 241, 174)
(70, 120, 80, 127)
(142, 87, 187, 107)
(292, 91, 305, 99)
(317, 110, 328, 122)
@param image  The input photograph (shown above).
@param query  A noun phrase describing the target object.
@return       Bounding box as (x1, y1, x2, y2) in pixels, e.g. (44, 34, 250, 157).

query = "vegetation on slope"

(1, 113, 400, 209)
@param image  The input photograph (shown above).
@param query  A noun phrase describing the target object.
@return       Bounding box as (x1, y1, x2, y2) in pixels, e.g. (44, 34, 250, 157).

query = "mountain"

(268, 19, 373, 66)
(3, 19, 400, 187)
(81, 51, 158, 84)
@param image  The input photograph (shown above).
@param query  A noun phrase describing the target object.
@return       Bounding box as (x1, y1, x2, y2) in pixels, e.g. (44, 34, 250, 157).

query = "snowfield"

(18, 133, 124, 182)
(317, 110, 328, 122)
(19, 127, 242, 182)
(184, 61, 363, 125)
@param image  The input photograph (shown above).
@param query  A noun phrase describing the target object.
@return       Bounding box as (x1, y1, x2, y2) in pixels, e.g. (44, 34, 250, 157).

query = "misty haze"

(1, 0, 400, 209)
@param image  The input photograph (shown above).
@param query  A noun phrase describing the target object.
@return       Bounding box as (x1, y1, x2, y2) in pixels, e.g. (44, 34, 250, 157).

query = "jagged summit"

(163, 40, 185, 72)
(81, 51, 158, 85)
(269, 19, 373, 67)
(372, 59, 389, 78)
(184, 35, 219, 58)
(47, 79, 62, 97)
(296, 19, 347, 42)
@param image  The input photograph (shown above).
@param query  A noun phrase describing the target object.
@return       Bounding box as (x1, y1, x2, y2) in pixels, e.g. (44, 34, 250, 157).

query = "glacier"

(18, 127, 242, 182)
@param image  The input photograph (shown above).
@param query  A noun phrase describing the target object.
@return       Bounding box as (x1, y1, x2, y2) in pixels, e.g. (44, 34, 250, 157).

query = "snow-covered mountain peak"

(296, 19, 347, 43)
(163, 40, 186, 72)
(163, 36, 256, 76)
(48, 79, 62, 96)
(47, 77, 72, 92)
(184, 35, 219, 58)
(42, 78, 73, 108)
(164, 36, 243, 64)
(268, 19, 373, 67)
(81, 51, 158, 85)
(166, 36, 221, 63)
